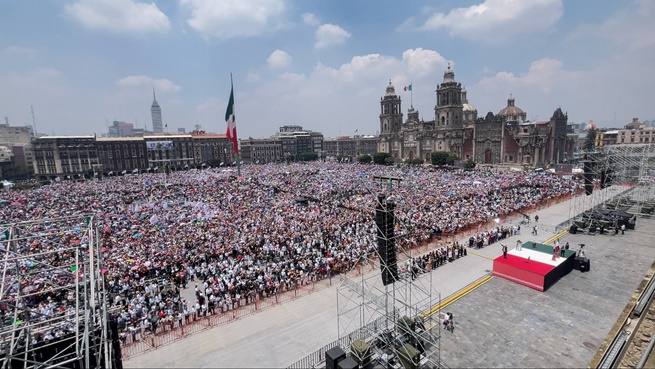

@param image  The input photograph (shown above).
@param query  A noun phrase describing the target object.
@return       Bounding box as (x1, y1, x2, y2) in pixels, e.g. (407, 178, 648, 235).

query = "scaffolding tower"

(0, 215, 117, 368)
(569, 144, 655, 231)
(335, 176, 444, 369)
(601, 144, 655, 216)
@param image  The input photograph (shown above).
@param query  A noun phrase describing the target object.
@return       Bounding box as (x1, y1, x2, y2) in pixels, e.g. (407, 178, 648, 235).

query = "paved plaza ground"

(124, 186, 655, 368)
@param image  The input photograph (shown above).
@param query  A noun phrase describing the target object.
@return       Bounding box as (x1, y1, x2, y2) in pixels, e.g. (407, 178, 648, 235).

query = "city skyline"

(0, 0, 653, 138)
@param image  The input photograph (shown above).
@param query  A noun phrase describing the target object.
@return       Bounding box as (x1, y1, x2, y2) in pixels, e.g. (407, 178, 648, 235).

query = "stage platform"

(492, 242, 576, 291)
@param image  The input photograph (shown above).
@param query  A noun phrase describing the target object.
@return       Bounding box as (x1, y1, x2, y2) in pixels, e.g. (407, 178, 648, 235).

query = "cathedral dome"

(497, 97, 526, 121)
(461, 87, 476, 112)
(385, 80, 396, 96)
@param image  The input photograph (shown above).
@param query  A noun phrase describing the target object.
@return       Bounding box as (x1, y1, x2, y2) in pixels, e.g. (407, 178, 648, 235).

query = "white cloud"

(302, 13, 320, 26)
(402, 48, 448, 77)
(477, 58, 566, 93)
(180, 0, 285, 39)
(315, 23, 351, 49)
(417, 0, 563, 43)
(569, 0, 655, 50)
(267, 49, 292, 68)
(197, 97, 224, 111)
(246, 72, 261, 83)
(64, 0, 170, 33)
(2, 46, 37, 58)
(236, 49, 448, 138)
(115, 75, 181, 92)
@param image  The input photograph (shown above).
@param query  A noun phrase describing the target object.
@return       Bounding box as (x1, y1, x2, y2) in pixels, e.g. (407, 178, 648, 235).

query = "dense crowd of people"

(0, 162, 579, 346)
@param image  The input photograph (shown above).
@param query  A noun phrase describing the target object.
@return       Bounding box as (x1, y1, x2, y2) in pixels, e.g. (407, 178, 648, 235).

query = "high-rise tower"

(151, 88, 163, 133)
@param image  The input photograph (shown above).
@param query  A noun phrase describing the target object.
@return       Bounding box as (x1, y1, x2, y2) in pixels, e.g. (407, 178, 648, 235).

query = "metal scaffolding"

(335, 176, 444, 368)
(569, 144, 655, 232)
(0, 215, 115, 368)
(601, 144, 655, 216)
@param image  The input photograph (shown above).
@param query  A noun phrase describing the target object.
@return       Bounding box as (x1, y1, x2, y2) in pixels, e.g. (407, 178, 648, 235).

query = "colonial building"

(378, 64, 574, 167)
(240, 125, 324, 164)
(324, 135, 379, 158)
(240, 137, 283, 164)
(32, 134, 233, 178)
(32, 136, 100, 177)
(192, 133, 235, 165)
(378, 64, 476, 162)
(96, 137, 148, 172)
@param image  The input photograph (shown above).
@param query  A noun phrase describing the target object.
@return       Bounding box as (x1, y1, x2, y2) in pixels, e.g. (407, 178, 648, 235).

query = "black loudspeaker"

(574, 257, 590, 272)
(337, 356, 359, 369)
(569, 225, 578, 234)
(326, 346, 347, 369)
(583, 160, 594, 196)
(376, 195, 399, 286)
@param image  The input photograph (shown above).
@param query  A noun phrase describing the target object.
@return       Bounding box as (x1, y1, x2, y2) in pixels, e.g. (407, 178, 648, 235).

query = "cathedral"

(377, 65, 576, 167)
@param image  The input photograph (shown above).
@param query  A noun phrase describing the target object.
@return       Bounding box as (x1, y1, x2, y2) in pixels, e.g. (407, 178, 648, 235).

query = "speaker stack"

(325, 346, 346, 369)
(375, 195, 399, 286)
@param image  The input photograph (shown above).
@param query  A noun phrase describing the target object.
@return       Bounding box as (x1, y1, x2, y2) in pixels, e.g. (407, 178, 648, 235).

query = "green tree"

(446, 154, 460, 166)
(431, 151, 450, 166)
(299, 151, 319, 162)
(373, 152, 392, 165)
(464, 158, 477, 169)
(357, 154, 372, 164)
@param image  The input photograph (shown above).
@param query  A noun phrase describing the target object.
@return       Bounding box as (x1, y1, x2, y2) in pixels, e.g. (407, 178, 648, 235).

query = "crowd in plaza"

(0, 162, 579, 345)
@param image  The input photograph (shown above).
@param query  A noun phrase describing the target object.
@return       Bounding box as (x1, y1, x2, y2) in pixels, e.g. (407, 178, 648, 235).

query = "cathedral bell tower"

(380, 80, 403, 135)
(435, 63, 464, 128)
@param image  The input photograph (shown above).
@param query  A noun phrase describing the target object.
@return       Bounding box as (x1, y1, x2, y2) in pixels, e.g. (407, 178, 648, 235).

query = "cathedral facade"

(378, 65, 575, 167)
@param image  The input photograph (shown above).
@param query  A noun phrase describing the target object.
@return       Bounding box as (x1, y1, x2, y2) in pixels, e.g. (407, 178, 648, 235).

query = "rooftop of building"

(34, 135, 96, 140)
(96, 137, 145, 141)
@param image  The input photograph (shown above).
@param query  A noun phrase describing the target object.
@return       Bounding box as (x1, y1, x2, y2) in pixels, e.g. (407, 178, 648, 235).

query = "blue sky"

(1, 0, 653, 138)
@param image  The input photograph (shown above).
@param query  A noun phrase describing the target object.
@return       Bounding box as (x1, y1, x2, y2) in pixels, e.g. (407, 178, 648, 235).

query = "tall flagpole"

(231, 72, 241, 177)
(410, 82, 413, 108)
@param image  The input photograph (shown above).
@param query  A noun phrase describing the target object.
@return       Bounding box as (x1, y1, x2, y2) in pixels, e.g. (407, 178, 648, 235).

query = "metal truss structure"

(0, 215, 115, 368)
(601, 144, 655, 216)
(335, 176, 444, 368)
(569, 144, 655, 231)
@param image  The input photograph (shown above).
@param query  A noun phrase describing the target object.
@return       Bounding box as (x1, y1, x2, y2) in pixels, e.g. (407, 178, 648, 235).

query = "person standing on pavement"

(516, 239, 522, 251)
(502, 244, 508, 259)
(535, 215, 539, 222)
(621, 224, 625, 235)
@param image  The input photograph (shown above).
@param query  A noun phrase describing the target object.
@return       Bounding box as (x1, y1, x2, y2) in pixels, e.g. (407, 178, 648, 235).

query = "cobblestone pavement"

(438, 216, 655, 368)
(125, 188, 654, 368)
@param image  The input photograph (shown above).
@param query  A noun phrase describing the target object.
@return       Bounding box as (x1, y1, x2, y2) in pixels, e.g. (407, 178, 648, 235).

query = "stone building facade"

(378, 65, 574, 167)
